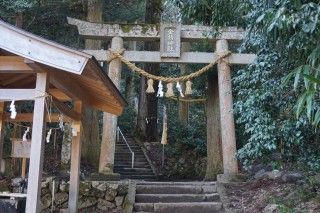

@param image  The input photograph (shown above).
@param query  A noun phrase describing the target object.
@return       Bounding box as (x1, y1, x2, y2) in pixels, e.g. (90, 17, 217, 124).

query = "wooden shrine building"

(0, 20, 126, 213)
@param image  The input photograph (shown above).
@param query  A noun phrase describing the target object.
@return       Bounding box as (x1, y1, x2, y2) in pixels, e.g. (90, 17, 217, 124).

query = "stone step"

(118, 138, 136, 141)
(117, 140, 138, 143)
(115, 159, 148, 162)
(122, 179, 157, 182)
(135, 193, 219, 203)
(119, 173, 155, 176)
(114, 171, 155, 176)
(116, 143, 139, 146)
(114, 168, 153, 174)
(134, 212, 154, 213)
(115, 161, 149, 166)
(115, 169, 154, 173)
(115, 154, 146, 158)
(118, 168, 153, 172)
(136, 181, 216, 186)
(114, 162, 151, 169)
(115, 149, 144, 152)
(116, 146, 140, 150)
(115, 136, 155, 181)
(115, 160, 148, 164)
(134, 203, 154, 212)
(133, 212, 154, 213)
(114, 168, 153, 172)
(115, 150, 144, 154)
(121, 175, 157, 180)
(134, 202, 223, 213)
(114, 163, 150, 167)
(115, 147, 141, 151)
(115, 148, 144, 151)
(114, 157, 146, 161)
(115, 149, 143, 153)
(136, 184, 217, 194)
(115, 161, 148, 165)
(115, 153, 144, 156)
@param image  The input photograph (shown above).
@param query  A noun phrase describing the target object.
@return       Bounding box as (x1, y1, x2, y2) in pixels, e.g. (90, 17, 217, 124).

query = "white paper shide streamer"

(157, 81, 164, 97)
(58, 114, 64, 131)
(72, 126, 77, 136)
(10, 100, 17, 119)
(71, 123, 80, 137)
(46, 129, 52, 143)
(176, 82, 184, 97)
(22, 127, 30, 142)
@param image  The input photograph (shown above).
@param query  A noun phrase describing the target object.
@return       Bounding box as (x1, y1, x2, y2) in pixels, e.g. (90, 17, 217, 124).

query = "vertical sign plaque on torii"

(160, 2, 181, 58)
(160, 23, 181, 58)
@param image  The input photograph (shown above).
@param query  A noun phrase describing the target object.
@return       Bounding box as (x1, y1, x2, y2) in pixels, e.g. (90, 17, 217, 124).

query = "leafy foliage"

(235, 0, 320, 169)
(0, 0, 35, 15)
(2, 0, 320, 174)
(176, 0, 320, 170)
(166, 102, 207, 156)
(173, 0, 249, 26)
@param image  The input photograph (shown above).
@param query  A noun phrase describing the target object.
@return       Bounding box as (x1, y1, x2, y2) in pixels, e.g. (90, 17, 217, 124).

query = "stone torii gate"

(68, 17, 256, 177)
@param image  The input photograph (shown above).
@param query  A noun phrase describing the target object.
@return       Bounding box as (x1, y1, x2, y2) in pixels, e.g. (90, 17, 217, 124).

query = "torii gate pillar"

(99, 37, 123, 174)
(216, 39, 238, 175)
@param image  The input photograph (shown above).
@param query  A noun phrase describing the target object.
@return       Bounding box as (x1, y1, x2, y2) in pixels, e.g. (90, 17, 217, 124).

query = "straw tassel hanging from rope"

(161, 106, 168, 145)
(165, 83, 174, 97)
(146, 79, 155, 93)
(185, 80, 193, 95)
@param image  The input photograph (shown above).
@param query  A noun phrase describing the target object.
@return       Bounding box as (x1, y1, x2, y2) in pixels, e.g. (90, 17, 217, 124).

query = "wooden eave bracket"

(52, 97, 81, 122)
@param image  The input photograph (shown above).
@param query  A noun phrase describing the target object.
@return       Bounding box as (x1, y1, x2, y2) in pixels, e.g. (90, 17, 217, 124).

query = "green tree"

(234, 0, 320, 169)
(176, 0, 320, 170)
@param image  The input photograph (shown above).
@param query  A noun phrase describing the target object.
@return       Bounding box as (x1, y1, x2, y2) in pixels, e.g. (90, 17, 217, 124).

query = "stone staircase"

(114, 133, 156, 180)
(133, 182, 224, 213)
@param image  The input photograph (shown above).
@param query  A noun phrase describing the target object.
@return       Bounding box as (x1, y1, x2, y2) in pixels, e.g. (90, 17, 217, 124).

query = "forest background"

(1, 0, 320, 180)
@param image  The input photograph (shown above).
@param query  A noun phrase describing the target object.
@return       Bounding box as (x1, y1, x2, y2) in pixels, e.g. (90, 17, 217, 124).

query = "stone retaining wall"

(39, 178, 135, 213)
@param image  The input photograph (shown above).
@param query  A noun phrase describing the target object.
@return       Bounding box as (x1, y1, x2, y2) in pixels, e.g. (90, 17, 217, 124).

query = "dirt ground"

(221, 178, 320, 213)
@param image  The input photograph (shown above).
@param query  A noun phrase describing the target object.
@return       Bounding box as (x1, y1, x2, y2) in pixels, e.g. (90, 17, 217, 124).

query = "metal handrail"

(117, 127, 135, 168)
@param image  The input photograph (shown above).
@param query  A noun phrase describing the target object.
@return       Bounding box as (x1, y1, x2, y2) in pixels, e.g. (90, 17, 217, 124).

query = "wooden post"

(0, 102, 5, 173)
(26, 72, 48, 213)
(99, 37, 123, 173)
(21, 158, 26, 178)
(205, 72, 223, 180)
(68, 101, 83, 213)
(216, 39, 238, 175)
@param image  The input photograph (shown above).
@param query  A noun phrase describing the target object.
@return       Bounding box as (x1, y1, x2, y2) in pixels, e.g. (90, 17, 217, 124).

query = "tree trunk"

(125, 41, 137, 103)
(144, 0, 162, 141)
(137, 76, 147, 138)
(81, 0, 103, 168)
(15, 12, 23, 28)
(205, 72, 223, 180)
(178, 43, 191, 124)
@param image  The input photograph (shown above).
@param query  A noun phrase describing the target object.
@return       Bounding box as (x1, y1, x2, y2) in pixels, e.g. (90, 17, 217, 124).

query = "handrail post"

(116, 127, 119, 143)
(117, 127, 135, 169)
(131, 152, 135, 169)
